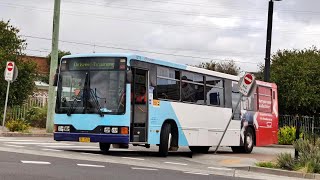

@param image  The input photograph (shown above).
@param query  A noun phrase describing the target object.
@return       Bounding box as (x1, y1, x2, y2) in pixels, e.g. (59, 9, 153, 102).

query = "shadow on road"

(64, 149, 194, 158)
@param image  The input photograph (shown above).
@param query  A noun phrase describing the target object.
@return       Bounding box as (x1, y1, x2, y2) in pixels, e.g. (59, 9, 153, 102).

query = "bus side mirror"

(53, 69, 59, 86)
(126, 70, 132, 83)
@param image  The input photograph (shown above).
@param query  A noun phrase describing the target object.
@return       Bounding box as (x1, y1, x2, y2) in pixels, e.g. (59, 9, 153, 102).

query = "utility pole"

(46, 0, 61, 133)
(264, 0, 274, 82)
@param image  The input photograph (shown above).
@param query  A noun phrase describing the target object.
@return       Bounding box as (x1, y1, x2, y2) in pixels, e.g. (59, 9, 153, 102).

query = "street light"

(264, 0, 281, 82)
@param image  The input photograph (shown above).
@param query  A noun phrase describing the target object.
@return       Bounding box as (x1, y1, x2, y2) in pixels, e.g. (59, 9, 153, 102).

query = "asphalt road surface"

(0, 137, 297, 180)
(0, 151, 256, 180)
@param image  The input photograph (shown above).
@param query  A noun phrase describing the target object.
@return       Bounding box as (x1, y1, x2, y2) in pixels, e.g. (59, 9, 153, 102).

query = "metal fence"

(279, 115, 320, 135)
(6, 95, 48, 120)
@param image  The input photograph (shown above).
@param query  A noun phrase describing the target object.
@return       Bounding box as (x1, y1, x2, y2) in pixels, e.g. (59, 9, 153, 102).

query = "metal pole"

(46, 0, 61, 133)
(214, 94, 243, 154)
(264, 0, 274, 82)
(2, 81, 11, 128)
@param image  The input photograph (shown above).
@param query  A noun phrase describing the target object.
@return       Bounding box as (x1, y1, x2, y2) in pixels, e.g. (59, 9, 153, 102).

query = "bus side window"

(206, 76, 224, 107)
(156, 67, 180, 101)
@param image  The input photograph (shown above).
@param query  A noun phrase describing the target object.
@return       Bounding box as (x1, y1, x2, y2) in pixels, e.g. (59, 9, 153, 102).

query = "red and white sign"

(4, 61, 15, 81)
(244, 73, 253, 85)
(239, 73, 255, 96)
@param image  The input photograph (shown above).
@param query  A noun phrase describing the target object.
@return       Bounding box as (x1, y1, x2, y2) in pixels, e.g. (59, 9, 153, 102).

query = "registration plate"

(79, 137, 90, 143)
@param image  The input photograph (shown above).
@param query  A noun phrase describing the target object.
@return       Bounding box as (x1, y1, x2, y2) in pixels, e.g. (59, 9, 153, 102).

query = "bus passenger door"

(131, 68, 148, 143)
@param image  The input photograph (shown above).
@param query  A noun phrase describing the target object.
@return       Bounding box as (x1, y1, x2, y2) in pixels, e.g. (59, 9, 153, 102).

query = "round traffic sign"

(7, 62, 13, 71)
(244, 73, 253, 85)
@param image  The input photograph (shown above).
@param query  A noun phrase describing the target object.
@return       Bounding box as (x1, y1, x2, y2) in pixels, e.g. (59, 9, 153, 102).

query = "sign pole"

(214, 94, 243, 154)
(2, 81, 11, 128)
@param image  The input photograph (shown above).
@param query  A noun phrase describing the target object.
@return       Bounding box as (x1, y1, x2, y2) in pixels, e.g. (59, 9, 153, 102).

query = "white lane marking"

(41, 148, 63, 152)
(208, 167, 233, 171)
(131, 167, 158, 171)
(77, 164, 105, 168)
(42, 145, 97, 149)
(7, 142, 70, 145)
(0, 139, 37, 142)
(4, 144, 25, 148)
(164, 162, 188, 166)
(121, 157, 144, 161)
(80, 152, 100, 156)
(21, 161, 51, 165)
(184, 172, 209, 176)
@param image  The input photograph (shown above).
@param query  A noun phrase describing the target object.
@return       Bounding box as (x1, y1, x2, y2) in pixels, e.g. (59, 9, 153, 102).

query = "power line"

(22, 35, 262, 65)
(67, 0, 320, 15)
(3, 2, 320, 36)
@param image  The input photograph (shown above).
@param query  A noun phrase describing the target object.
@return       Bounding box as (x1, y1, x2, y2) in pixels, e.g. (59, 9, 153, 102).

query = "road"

(0, 137, 297, 180)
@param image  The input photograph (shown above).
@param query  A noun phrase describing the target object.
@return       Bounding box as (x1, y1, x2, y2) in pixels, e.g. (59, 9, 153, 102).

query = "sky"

(1, 0, 320, 73)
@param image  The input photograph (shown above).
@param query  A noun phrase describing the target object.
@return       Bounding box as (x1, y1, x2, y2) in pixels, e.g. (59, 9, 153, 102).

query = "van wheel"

(159, 123, 171, 157)
(189, 146, 210, 153)
(99, 143, 110, 153)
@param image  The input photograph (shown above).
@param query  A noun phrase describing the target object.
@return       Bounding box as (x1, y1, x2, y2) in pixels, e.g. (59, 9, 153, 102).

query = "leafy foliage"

(276, 153, 296, 170)
(278, 126, 301, 145)
(196, 60, 240, 75)
(293, 139, 320, 173)
(6, 119, 30, 132)
(25, 106, 47, 128)
(0, 20, 37, 110)
(259, 47, 320, 115)
(256, 161, 277, 168)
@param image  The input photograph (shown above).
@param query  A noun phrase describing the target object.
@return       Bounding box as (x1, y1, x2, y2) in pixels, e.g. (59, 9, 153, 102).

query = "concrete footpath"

(0, 128, 52, 137)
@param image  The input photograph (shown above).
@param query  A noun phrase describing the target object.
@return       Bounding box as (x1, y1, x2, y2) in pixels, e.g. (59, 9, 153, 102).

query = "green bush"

(256, 161, 277, 168)
(276, 153, 296, 170)
(278, 126, 303, 145)
(6, 119, 30, 132)
(25, 106, 47, 128)
(293, 138, 320, 173)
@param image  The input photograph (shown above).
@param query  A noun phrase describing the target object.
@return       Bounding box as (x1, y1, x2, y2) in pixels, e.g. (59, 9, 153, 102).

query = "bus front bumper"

(54, 132, 129, 144)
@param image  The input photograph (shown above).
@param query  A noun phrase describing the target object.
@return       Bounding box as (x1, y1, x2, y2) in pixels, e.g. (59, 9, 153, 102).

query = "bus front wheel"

(99, 143, 110, 153)
(159, 123, 171, 157)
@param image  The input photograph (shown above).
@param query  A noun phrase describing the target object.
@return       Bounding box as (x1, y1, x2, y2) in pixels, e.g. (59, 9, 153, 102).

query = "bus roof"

(62, 53, 241, 82)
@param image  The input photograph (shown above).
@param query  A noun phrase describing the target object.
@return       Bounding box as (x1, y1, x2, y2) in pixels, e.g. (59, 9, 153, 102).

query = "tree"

(0, 20, 37, 108)
(265, 47, 320, 115)
(39, 50, 71, 83)
(196, 60, 240, 75)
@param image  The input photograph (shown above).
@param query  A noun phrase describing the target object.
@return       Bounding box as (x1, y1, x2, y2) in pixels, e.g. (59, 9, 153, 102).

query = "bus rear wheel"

(231, 127, 254, 153)
(159, 123, 171, 157)
(99, 143, 110, 153)
(189, 146, 210, 153)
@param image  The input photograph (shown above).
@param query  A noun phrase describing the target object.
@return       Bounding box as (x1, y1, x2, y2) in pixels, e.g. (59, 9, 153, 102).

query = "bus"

(53, 53, 278, 157)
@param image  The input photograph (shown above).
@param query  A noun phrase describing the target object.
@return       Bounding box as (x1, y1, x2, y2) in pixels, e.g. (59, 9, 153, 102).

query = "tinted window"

(181, 72, 204, 104)
(157, 67, 180, 100)
(157, 78, 180, 100)
(206, 76, 223, 87)
(205, 76, 224, 106)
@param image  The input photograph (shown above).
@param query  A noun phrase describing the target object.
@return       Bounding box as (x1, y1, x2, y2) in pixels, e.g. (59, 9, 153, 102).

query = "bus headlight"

(104, 127, 111, 133)
(111, 127, 118, 134)
(57, 125, 70, 132)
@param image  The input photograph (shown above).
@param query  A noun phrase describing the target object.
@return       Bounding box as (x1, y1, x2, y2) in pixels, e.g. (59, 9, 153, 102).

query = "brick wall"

(20, 55, 49, 74)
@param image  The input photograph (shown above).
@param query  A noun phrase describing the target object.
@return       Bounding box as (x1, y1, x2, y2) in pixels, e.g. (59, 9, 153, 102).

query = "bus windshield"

(56, 57, 126, 115)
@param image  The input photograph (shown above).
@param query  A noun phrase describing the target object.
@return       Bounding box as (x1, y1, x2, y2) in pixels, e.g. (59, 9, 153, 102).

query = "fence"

(6, 95, 48, 120)
(279, 115, 320, 135)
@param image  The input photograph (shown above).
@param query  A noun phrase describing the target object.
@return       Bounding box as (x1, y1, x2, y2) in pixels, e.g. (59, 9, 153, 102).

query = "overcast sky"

(1, 0, 320, 72)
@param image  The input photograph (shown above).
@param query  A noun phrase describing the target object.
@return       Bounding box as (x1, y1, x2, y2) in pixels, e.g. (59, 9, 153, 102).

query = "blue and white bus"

(54, 53, 278, 157)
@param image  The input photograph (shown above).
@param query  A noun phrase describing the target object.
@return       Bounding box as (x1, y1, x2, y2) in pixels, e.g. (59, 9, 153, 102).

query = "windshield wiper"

(82, 73, 104, 117)
(67, 73, 104, 117)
